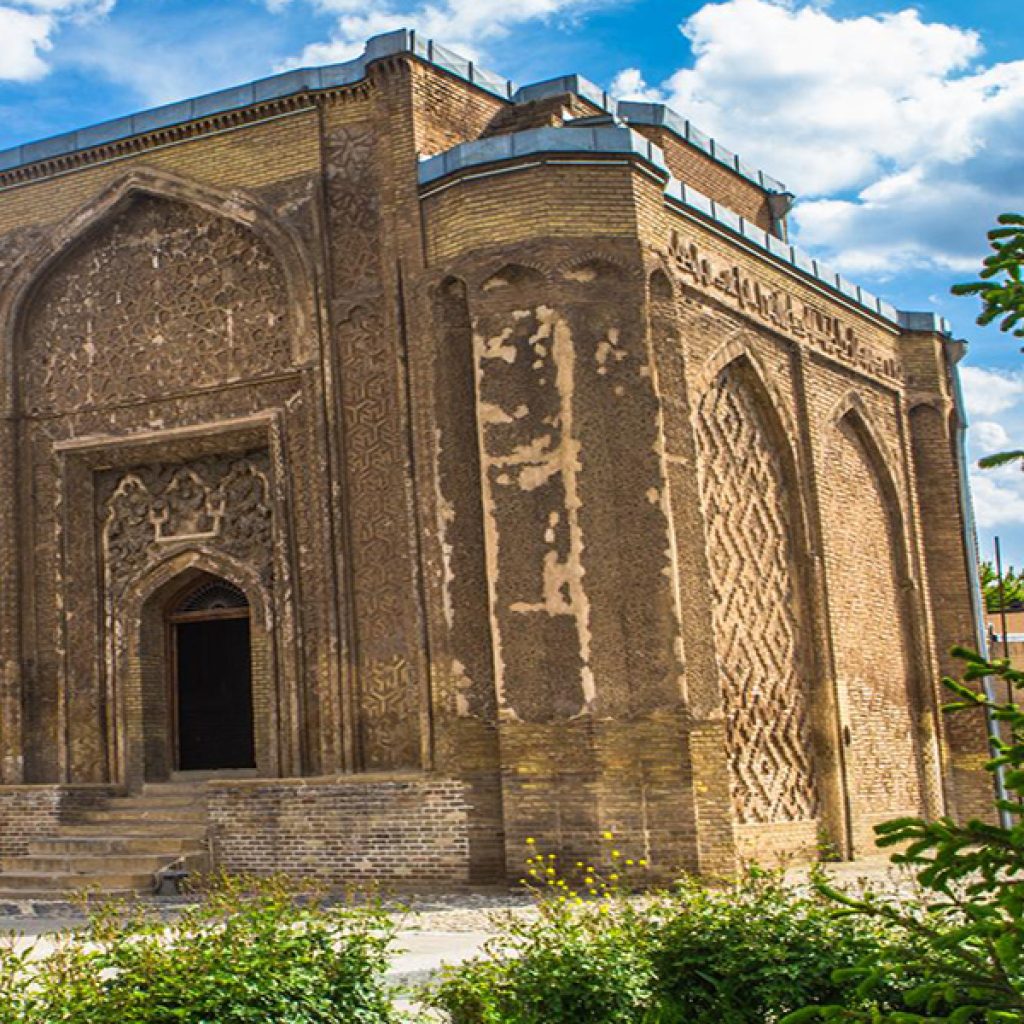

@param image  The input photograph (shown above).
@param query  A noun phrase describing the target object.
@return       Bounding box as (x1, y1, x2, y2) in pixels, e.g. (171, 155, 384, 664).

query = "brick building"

(0, 31, 993, 894)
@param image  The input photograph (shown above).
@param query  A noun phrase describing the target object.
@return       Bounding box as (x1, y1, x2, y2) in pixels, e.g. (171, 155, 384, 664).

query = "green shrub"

(785, 648, 1024, 1023)
(0, 874, 397, 1024)
(649, 869, 905, 1023)
(427, 849, 903, 1024)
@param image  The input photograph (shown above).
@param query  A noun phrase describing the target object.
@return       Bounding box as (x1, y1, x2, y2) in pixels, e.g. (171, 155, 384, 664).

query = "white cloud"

(961, 367, 1024, 417)
(15, 0, 112, 15)
(0, 0, 112, 82)
(0, 7, 53, 80)
(275, 0, 596, 68)
(973, 421, 1011, 453)
(963, 367, 1024, 532)
(612, 0, 1024, 276)
(970, 470, 1024, 530)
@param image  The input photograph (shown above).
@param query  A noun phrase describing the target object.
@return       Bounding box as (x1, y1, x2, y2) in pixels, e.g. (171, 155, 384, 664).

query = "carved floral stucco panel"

(98, 450, 274, 601)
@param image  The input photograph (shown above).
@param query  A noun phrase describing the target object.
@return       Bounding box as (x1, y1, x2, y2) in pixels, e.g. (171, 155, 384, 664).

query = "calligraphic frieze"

(668, 231, 902, 383)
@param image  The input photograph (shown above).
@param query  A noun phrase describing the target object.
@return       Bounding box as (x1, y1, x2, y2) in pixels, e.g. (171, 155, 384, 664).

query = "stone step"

(0, 783, 214, 898)
(113, 794, 205, 810)
(1, 853, 203, 875)
(169, 770, 256, 783)
(141, 782, 208, 796)
(28, 836, 206, 857)
(0, 871, 155, 893)
(70, 807, 207, 825)
(58, 822, 207, 838)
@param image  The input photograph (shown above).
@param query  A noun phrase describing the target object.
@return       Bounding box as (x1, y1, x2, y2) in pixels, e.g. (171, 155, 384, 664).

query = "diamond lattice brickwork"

(695, 364, 818, 823)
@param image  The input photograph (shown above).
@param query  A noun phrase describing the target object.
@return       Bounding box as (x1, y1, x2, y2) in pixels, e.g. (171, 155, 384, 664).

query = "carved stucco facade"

(0, 41, 992, 882)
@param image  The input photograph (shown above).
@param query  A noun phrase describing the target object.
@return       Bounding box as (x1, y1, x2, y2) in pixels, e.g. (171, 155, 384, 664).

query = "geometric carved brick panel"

(336, 304, 421, 771)
(22, 195, 291, 416)
(326, 124, 382, 295)
(325, 123, 422, 772)
(695, 362, 818, 823)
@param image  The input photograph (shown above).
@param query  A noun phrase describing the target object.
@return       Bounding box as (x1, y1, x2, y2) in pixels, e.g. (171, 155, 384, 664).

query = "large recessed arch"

(820, 403, 931, 850)
(693, 350, 821, 832)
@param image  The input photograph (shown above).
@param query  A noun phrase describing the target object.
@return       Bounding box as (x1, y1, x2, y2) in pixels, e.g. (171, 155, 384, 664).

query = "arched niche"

(821, 408, 927, 849)
(693, 353, 819, 828)
(430, 275, 496, 719)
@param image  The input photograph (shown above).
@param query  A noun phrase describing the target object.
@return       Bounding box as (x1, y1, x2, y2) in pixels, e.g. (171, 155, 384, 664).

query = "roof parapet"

(514, 74, 613, 111)
(0, 27, 785, 200)
(416, 122, 947, 333)
(418, 123, 667, 182)
(897, 311, 953, 335)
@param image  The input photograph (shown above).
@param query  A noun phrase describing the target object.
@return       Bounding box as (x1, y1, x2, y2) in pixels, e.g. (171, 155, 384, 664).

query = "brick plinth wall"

(0, 785, 118, 858)
(206, 775, 472, 886)
(734, 820, 820, 864)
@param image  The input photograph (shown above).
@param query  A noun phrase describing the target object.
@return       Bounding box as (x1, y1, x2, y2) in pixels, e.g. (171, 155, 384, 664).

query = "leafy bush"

(785, 648, 1024, 1023)
(427, 844, 903, 1024)
(0, 874, 397, 1024)
(649, 870, 905, 1023)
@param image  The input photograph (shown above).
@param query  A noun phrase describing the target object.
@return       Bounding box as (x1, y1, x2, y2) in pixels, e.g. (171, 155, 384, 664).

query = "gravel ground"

(0, 854, 917, 932)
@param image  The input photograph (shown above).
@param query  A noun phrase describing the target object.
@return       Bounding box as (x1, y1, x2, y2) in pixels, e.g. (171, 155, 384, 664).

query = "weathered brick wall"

(734, 820, 821, 864)
(206, 777, 471, 886)
(0, 786, 116, 858)
(418, 138, 980, 868)
(0, 44, 990, 887)
(410, 61, 506, 156)
(421, 162, 641, 264)
(629, 124, 775, 231)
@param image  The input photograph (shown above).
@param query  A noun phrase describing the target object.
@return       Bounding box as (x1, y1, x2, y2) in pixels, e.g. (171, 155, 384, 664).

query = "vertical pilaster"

(0, 417, 22, 783)
(903, 332, 994, 821)
(646, 271, 737, 874)
(471, 255, 697, 877)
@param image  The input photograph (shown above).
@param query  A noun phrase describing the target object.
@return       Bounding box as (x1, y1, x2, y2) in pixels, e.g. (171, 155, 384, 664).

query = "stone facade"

(0, 30, 993, 885)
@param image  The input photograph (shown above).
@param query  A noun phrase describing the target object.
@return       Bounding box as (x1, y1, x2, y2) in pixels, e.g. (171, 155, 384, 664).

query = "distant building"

(0, 30, 992, 896)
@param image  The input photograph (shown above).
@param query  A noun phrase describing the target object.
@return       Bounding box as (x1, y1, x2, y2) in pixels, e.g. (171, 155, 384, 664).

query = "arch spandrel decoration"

(695, 356, 818, 824)
(20, 193, 292, 416)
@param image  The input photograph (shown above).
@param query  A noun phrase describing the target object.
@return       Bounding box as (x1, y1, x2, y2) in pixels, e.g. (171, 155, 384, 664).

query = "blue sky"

(0, 0, 1022, 567)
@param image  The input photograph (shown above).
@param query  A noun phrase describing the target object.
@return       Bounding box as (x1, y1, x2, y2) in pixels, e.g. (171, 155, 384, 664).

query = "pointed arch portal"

(168, 575, 255, 772)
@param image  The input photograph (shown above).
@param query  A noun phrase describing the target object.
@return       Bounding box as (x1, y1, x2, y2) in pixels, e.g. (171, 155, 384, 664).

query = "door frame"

(166, 587, 252, 773)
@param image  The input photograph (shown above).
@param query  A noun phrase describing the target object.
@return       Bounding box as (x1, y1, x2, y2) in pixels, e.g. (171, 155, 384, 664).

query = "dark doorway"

(170, 579, 255, 771)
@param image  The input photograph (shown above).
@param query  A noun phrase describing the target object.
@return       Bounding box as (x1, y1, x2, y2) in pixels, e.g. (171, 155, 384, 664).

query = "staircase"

(0, 782, 210, 899)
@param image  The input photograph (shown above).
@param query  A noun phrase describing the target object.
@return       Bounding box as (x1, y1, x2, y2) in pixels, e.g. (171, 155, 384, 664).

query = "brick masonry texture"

(207, 777, 471, 885)
(0, 787, 116, 858)
(0, 39, 994, 886)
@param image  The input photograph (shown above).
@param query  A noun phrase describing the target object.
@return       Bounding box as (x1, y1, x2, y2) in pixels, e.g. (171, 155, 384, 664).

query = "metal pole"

(995, 536, 1011, 661)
